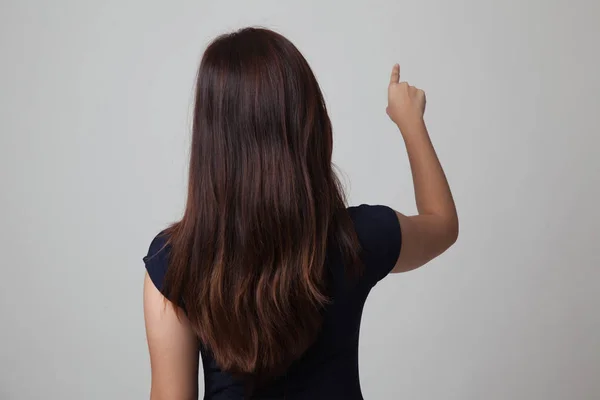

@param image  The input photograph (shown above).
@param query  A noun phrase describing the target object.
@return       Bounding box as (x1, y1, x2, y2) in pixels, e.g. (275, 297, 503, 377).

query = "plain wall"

(1, 0, 599, 399)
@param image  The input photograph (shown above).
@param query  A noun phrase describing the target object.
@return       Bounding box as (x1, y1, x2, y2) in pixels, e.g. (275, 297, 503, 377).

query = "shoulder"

(347, 204, 402, 284)
(348, 203, 397, 224)
(347, 204, 400, 243)
(143, 230, 172, 293)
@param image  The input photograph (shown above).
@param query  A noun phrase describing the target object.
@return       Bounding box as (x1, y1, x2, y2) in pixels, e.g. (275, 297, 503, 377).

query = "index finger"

(390, 63, 400, 84)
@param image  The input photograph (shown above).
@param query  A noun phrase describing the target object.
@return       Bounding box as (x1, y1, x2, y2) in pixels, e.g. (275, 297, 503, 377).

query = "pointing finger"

(390, 63, 400, 84)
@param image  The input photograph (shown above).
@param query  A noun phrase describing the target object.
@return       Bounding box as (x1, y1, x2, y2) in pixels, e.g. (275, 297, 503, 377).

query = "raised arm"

(386, 64, 459, 273)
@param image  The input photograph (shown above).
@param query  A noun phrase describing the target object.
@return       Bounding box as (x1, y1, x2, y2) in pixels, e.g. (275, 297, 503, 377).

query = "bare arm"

(144, 273, 200, 400)
(386, 64, 459, 273)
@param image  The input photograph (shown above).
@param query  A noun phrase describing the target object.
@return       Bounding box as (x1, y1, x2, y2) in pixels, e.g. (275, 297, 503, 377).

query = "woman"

(143, 27, 458, 400)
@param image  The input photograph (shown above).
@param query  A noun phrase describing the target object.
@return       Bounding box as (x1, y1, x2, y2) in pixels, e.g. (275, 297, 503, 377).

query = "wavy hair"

(163, 27, 361, 384)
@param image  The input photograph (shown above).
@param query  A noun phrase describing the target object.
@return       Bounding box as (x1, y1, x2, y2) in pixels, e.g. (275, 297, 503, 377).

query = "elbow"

(446, 216, 459, 247)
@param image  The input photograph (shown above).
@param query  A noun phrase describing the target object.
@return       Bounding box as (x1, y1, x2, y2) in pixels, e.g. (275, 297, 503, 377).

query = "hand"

(386, 64, 426, 132)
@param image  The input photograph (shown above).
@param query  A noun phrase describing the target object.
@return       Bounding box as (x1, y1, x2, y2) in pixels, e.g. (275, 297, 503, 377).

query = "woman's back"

(142, 27, 458, 400)
(145, 205, 401, 400)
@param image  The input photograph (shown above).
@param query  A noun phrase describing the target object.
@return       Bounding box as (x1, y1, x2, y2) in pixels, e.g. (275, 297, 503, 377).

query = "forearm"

(400, 120, 458, 226)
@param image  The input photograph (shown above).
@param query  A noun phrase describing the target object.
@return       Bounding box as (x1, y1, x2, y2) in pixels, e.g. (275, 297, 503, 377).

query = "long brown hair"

(163, 27, 361, 382)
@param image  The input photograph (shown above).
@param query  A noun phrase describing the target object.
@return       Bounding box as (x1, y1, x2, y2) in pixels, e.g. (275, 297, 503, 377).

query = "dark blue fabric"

(143, 204, 401, 400)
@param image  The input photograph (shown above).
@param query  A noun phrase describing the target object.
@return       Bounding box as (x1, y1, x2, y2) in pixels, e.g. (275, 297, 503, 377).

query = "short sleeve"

(348, 204, 402, 286)
(143, 230, 171, 295)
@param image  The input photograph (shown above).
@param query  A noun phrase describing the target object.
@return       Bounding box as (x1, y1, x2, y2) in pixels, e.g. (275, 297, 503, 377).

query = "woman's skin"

(387, 64, 459, 274)
(143, 64, 458, 399)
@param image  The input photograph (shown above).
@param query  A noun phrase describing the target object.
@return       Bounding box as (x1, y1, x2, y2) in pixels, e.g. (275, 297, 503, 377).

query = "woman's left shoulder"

(143, 230, 171, 292)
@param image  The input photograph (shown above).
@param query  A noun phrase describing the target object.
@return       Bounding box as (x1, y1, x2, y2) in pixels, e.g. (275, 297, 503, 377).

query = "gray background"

(1, 0, 599, 399)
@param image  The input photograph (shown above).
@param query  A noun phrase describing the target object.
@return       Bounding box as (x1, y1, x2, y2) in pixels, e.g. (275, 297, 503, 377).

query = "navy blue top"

(144, 204, 402, 400)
